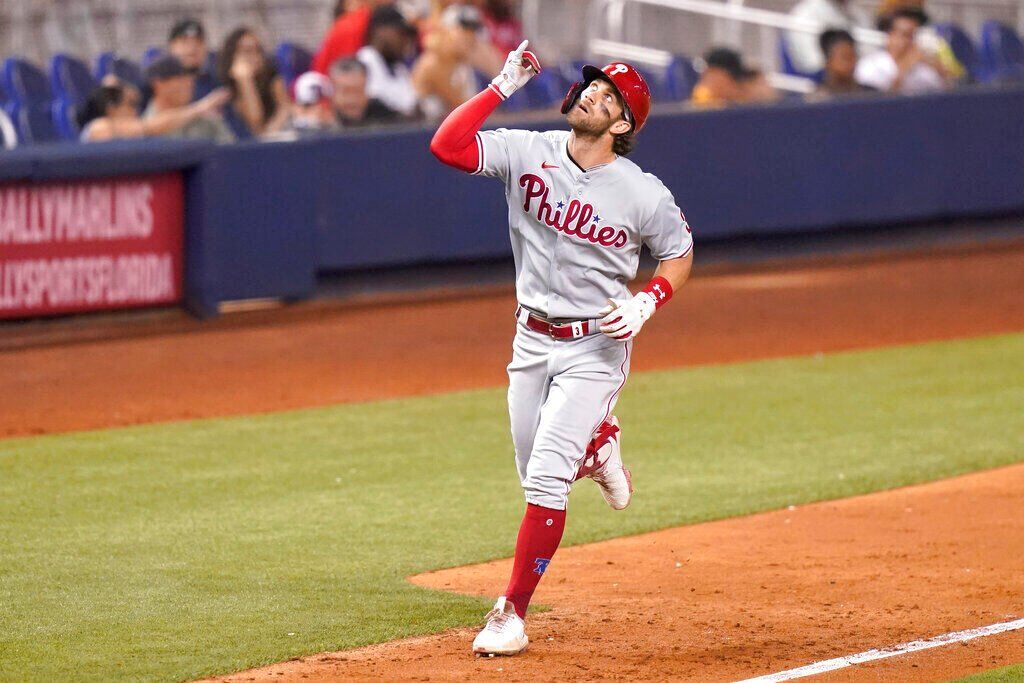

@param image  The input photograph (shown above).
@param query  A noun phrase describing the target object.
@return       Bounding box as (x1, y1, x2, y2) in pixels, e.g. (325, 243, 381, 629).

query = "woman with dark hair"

(79, 78, 228, 142)
(217, 27, 291, 138)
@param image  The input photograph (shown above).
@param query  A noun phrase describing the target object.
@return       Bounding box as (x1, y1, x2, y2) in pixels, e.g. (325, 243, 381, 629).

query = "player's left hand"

(490, 40, 541, 100)
(598, 292, 657, 341)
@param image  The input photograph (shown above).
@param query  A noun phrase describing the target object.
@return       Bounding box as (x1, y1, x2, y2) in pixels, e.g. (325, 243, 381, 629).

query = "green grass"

(1, 333, 1022, 682)
(955, 664, 1024, 682)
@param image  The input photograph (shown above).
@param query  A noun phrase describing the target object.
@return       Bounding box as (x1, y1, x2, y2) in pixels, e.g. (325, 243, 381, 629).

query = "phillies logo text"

(518, 174, 628, 249)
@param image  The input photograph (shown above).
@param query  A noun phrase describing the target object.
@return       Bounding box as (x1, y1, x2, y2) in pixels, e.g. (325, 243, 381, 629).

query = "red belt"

(516, 306, 601, 340)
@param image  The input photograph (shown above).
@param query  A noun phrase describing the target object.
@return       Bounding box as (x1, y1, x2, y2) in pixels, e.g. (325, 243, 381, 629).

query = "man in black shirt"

(329, 57, 411, 128)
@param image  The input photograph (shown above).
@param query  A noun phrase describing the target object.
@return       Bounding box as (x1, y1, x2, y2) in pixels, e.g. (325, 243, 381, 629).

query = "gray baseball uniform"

(475, 127, 693, 509)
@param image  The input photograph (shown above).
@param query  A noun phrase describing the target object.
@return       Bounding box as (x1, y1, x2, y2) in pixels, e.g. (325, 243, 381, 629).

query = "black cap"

(368, 6, 412, 32)
(169, 18, 206, 42)
(703, 47, 757, 80)
(145, 54, 189, 82)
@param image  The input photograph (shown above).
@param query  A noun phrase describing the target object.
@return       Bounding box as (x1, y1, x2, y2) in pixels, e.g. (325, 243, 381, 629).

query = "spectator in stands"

(285, 71, 341, 136)
(412, 5, 489, 120)
(786, 0, 870, 74)
(875, 0, 924, 22)
(855, 7, 949, 94)
(357, 6, 421, 117)
(143, 55, 234, 143)
(79, 80, 229, 142)
(218, 27, 292, 138)
(690, 48, 778, 108)
(168, 18, 219, 100)
(809, 29, 875, 99)
(479, 0, 524, 54)
(330, 57, 407, 127)
(312, 0, 392, 73)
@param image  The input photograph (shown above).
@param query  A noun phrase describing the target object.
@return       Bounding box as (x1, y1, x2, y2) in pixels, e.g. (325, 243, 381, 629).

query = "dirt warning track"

(210, 464, 1024, 683)
(2, 245, 1024, 438)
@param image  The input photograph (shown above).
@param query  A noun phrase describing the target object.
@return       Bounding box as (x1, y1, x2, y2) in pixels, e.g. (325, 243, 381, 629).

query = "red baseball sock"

(503, 503, 567, 619)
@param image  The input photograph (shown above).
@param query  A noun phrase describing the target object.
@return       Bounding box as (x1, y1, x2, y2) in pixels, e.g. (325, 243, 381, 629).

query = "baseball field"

(1, 244, 1023, 682)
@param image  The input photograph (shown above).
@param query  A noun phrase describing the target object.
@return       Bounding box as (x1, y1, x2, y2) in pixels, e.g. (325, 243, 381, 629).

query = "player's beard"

(566, 106, 614, 139)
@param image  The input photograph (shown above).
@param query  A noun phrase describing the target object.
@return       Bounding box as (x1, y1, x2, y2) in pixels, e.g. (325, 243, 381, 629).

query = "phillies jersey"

(474, 128, 692, 320)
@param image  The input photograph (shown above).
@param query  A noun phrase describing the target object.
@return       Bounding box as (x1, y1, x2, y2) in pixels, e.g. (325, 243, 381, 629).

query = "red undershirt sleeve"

(429, 86, 504, 174)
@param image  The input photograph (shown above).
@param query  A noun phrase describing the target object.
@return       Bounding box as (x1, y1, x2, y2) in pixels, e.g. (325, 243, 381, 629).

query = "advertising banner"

(0, 172, 184, 319)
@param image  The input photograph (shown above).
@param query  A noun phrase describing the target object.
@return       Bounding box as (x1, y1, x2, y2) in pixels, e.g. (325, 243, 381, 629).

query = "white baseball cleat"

(472, 596, 529, 656)
(576, 416, 632, 510)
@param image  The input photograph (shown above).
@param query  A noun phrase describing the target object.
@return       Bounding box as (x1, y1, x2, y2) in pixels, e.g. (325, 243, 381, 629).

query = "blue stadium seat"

(663, 55, 698, 101)
(0, 107, 16, 148)
(142, 47, 165, 70)
(980, 21, 1024, 83)
(50, 54, 97, 104)
(95, 53, 145, 89)
(2, 58, 52, 105)
(525, 67, 570, 109)
(275, 42, 312, 87)
(934, 23, 985, 82)
(51, 98, 79, 140)
(6, 102, 59, 144)
(779, 35, 821, 81)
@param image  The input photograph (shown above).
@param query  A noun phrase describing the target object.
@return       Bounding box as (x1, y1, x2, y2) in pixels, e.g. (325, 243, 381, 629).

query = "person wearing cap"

(311, 0, 393, 74)
(284, 71, 342, 137)
(168, 18, 219, 101)
(143, 55, 235, 143)
(329, 57, 407, 128)
(80, 72, 229, 143)
(431, 44, 695, 657)
(355, 5, 420, 116)
(411, 4, 494, 120)
(690, 47, 777, 108)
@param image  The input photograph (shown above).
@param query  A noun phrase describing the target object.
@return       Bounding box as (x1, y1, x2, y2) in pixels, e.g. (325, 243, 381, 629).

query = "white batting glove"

(490, 40, 541, 100)
(598, 293, 657, 341)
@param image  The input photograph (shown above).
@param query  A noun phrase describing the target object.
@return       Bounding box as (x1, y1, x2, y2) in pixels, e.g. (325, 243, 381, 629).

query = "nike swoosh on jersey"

(541, 162, 559, 169)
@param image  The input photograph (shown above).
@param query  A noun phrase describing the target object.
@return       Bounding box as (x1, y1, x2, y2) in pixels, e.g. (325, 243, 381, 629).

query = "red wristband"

(642, 276, 673, 309)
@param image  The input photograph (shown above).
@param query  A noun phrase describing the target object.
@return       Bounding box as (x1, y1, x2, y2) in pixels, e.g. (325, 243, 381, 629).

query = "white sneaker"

(575, 416, 632, 510)
(472, 596, 529, 656)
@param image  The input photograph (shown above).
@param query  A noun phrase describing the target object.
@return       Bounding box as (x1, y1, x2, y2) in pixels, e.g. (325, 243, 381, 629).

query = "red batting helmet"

(560, 62, 652, 133)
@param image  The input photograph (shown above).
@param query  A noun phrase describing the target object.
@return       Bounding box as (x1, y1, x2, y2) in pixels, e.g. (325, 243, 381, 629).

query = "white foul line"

(736, 617, 1024, 683)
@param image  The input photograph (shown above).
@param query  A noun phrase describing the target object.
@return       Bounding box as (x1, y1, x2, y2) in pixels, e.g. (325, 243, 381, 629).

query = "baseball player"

(430, 40, 693, 656)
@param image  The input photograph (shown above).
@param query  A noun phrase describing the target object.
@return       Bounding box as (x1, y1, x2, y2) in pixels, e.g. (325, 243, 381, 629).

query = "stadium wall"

(1, 86, 1022, 319)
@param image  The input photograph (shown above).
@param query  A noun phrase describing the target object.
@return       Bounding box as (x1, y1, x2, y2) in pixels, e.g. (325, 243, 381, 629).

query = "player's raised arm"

(429, 40, 541, 173)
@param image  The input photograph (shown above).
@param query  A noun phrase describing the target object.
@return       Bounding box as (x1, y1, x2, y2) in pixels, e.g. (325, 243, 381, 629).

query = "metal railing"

(522, 0, 1024, 71)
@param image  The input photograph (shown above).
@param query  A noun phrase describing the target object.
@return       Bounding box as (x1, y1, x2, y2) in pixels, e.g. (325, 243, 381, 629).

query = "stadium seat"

(6, 102, 59, 144)
(663, 55, 698, 101)
(50, 54, 96, 103)
(51, 98, 79, 140)
(95, 53, 145, 89)
(934, 23, 984, 82)
(778, 35, 822, 81)
(2, 58, 52, 105)
(525, 67, 570, 109)
(980, 21, 1024, 82)
(275, 42, 312, 88)
(142, 47, 165, 70)
(0, 107, 17, 148)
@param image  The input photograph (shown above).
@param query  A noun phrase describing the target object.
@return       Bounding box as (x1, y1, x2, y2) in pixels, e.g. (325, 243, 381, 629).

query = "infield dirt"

(210, 463, 1024, 682)
(4, 245, 1024, 682)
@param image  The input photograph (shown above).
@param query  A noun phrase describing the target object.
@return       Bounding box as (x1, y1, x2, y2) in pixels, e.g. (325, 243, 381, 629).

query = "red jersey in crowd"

(312, 5, 372, 73)
(481, 13, 523, 54)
